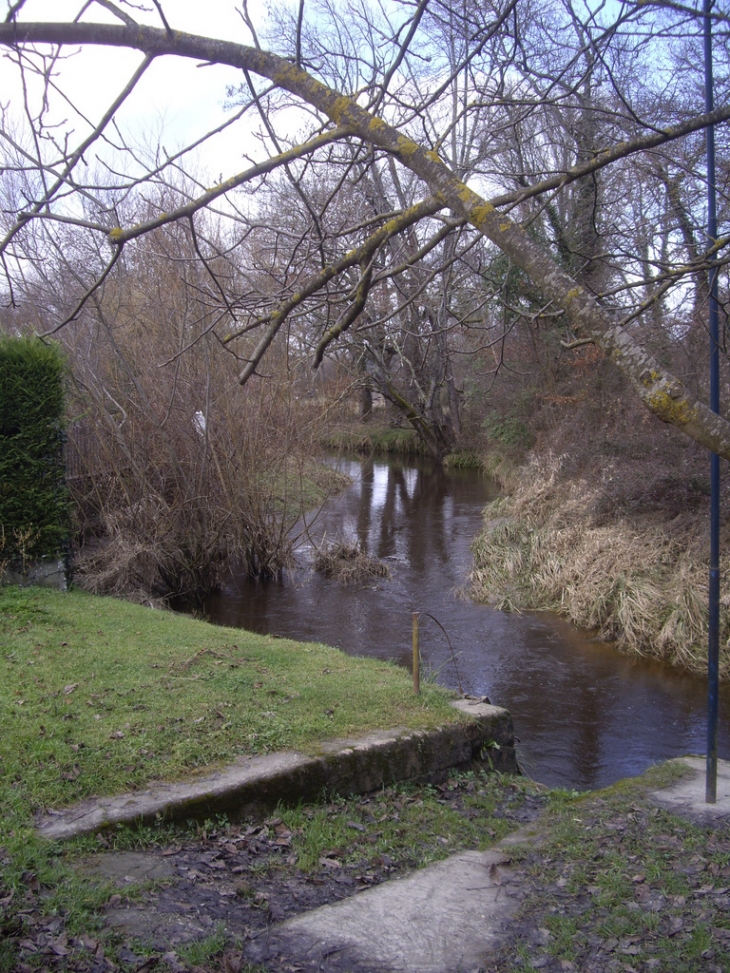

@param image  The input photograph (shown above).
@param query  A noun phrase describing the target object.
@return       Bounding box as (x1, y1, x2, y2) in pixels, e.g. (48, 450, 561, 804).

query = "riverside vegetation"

(471, 451, 730, 678)
(469, 340, 730, 680)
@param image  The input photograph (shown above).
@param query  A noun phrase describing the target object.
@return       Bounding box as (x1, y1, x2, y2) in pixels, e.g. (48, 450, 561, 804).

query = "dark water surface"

(200, 456, 730, 791)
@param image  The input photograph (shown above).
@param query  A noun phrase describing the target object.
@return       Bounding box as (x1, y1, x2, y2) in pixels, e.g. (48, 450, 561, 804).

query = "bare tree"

(2, 0, 730, 459)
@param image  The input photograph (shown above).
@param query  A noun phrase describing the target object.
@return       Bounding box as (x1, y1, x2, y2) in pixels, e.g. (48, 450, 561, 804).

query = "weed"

(177, 923, 229, 966)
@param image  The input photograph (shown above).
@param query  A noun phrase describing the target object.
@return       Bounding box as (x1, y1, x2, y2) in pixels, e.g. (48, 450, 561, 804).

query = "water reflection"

(200, 456, 730, 791)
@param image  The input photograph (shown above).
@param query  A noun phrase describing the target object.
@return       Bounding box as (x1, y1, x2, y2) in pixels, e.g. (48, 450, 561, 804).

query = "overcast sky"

(0, 0, 281, 180)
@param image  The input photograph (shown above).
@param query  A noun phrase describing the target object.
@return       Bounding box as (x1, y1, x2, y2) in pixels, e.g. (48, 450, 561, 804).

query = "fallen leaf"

(223, 951, 243, 973)
(49, 937, 69, 957)
(63, 683, 78, 695)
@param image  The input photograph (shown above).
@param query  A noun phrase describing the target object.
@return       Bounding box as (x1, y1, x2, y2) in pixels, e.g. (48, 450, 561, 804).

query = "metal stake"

(412, 611, 420, 695)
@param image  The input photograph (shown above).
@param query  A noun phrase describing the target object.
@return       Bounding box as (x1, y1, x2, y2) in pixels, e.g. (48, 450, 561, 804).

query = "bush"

(0, 337, 69, 569)
(482, 410, 535, 451)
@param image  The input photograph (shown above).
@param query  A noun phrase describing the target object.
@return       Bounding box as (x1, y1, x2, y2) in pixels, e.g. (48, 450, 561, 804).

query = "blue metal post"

(705, 0, 720, 804)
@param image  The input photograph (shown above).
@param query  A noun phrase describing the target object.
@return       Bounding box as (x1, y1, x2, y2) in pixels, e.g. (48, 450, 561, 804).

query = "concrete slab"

(77, 851, 178, 885)
(35, 701, 516, 840)
(244, 835, 534, 973)
(648, 756, 730, 825)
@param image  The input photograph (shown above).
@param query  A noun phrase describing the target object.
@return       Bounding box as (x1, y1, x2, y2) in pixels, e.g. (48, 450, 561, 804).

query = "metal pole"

(412, 611, 420, 695)
(704, 0, 720, 804)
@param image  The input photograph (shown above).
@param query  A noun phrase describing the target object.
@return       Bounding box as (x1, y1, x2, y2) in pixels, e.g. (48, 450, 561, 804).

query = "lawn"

(0, 585, 460, 834)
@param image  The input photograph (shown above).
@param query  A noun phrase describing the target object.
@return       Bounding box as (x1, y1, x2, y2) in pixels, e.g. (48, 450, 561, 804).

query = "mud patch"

(89, 824, 377, 952)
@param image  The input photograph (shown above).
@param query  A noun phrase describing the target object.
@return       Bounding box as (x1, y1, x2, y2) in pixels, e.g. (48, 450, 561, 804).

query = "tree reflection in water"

(199, 457, 730, 791)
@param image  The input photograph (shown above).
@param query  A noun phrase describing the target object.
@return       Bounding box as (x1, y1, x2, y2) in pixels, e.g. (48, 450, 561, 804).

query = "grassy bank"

(321, 423, 485, 469)
(0, 584, 465, 970)
(320, 424, 429, 457)
(471, 452, 730, 677)
(0, 586, 459, 825)
(491, 761, 730, 973)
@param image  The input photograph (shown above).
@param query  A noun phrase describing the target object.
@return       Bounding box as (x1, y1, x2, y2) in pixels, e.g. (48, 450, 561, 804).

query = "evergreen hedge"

(0, 337, 69, 568)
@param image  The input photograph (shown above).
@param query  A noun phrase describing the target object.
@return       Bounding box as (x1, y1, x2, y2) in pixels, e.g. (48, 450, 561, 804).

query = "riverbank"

(320, 422, 483, 468)
(2, 589, 728, 972)
(0, 585, 461, 811)
(471, 450, 730, 678)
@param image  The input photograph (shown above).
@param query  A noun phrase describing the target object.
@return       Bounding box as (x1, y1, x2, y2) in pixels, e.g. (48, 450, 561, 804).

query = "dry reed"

(470, 453, 730, 677)
(313, 537, 391, 584)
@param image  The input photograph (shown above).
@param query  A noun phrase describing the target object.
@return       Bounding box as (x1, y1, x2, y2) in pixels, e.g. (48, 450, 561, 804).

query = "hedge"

(0, 336, 69, 568)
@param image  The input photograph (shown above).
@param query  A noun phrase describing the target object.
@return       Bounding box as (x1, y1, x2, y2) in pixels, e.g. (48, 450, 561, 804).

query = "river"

(199, 456, 730, 791)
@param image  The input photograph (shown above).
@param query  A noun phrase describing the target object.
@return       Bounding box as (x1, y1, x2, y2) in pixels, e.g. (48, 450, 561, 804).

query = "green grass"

(0, 585, 459, 831)
(0, 583, 464, 972)
(277, 769, 521, 873)
(495, 765, 730, 972)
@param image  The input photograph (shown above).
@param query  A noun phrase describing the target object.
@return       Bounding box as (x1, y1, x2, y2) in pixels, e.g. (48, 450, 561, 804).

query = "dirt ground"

(6, 774, 730, 973)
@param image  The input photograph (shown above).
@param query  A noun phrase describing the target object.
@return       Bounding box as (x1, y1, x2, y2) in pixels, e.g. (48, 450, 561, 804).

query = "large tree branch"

(486, 104, 730, 210)
(230, 195, 444, 384)
(107, 126, 348, 245)
(2, 20, 730, 458)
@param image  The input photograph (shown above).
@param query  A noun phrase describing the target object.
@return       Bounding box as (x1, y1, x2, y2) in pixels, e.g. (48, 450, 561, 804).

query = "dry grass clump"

(471, 453, 730, 677)
(313, 537, 391, 584)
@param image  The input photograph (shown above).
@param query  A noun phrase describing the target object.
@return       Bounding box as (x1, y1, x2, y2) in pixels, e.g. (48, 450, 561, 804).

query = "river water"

(200, 456, 730, 791)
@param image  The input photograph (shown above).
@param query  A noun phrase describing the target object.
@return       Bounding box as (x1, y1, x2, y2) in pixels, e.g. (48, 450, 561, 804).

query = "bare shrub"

(313, 537, 391, 584)
(60, 217, 322, 603)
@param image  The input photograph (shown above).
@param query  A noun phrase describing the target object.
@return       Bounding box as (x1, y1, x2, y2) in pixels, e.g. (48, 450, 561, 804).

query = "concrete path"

(648, 755, 730, 824)
(244, 830, 533, 973)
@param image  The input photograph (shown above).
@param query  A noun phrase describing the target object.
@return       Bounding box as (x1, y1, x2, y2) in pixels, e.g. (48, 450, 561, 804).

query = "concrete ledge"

(2, 556, 67, 590)
(35, 701, 517, 841)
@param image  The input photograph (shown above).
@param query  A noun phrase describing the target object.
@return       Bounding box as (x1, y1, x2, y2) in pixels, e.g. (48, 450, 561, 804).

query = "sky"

(0, 0, 284, 181)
